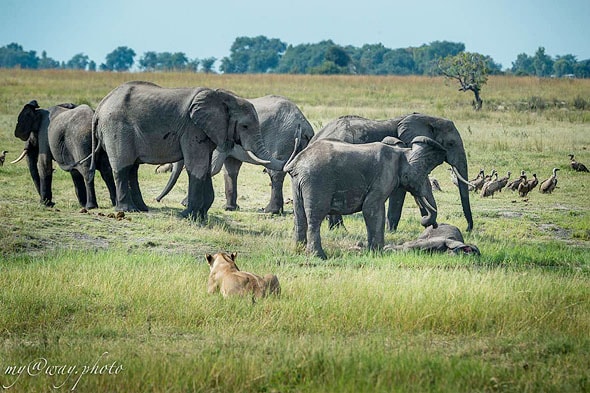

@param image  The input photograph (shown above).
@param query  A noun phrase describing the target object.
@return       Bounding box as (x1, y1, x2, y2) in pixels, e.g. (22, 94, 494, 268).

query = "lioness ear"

(205, 254, 214, 265)
(230, 252, 237, 261)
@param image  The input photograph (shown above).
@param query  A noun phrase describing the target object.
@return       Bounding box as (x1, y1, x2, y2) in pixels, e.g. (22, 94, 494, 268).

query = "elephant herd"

(12, 81, 475, 259)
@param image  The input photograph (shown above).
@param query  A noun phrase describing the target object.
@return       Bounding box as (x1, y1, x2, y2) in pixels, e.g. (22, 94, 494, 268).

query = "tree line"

(1, 37, 589, 78)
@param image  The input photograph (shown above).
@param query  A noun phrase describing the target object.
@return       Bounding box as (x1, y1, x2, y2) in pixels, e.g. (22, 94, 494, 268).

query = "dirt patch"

(538, 223, 571, 239)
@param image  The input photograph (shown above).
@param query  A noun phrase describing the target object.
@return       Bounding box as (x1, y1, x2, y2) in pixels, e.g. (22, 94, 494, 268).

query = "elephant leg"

(306, 214, 327, 260)
(265, 169, 285, 214)
(200, 175, 215, 220)
(37, 153, 54, 207)
(113, 165, 138, 212)
(291, 183, 307, 246)
(387, 188, 407, 231)
(181, 173, 211, 222)
(328, 215, 345, 230)
(129, 163, 148, 212)
(363, 195, 386, 251)
(77, 167, 98, 209)
(97, 154, 117, 206)
(70, 170, 88, 207)
(222, 157, 242, 211)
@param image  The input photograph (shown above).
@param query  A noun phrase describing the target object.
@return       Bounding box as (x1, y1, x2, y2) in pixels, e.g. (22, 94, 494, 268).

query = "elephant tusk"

(452, 166, 476, 188)
(10, 149, 28, 164)
(420, 196, 437, 213)
(246, 150, 272, 165)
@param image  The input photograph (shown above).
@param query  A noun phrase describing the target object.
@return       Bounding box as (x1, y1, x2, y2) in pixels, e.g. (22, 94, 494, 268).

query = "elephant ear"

(397, 113, 435, 142)
(189, 88, 230, 147)
(407, 136, 448, 175)
(14, 100, 42, 141)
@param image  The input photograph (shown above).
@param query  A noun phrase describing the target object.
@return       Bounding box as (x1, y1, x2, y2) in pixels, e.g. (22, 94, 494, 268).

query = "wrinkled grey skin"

(285, 136, 447, 259)
(156, 95, 314, 214)
(92, 81, 282, 221)
(13, 100, 116, 209)
(384, 223, 480, 255)
(311, 113, 473, 232)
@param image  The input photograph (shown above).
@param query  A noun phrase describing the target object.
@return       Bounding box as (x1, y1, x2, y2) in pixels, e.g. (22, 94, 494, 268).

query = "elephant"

(311, 113, 473, 232)
(285, 136, 447, 259)
(384, 223, 480, 255)
(13, 100, 116, 209)
(91, 81, 286, 221)
(155, 95, 314, 214)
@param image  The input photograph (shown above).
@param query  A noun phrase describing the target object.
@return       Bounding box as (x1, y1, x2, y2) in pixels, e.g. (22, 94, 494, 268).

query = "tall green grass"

(0, 70, 589, 392)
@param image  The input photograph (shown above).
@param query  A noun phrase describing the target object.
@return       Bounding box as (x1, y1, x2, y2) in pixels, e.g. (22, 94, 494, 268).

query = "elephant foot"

(85, 203, 99, 210)
(312, 250, 327, 260)
(180, 208, 207, 223)
(224, 204, 239, 211)
(132, 200, 149, 212)
(42, 200, 55, 208)
(263, 204, 283, 215)
(115, 204, 142, 213)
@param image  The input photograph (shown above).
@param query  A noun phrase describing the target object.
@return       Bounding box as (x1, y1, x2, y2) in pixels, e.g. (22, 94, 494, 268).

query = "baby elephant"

(384, 223, 480, 255)
(206, 252, 280, 298)
(285, 137, 446, 259)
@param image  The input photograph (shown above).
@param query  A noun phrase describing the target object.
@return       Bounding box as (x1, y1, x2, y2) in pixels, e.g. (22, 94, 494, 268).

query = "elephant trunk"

(418, 195, 438, 228)
(449, 156, 473, 231)
(155, 161, 184, 202)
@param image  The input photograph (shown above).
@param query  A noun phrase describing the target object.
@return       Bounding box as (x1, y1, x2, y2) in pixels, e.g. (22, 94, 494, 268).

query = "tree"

(574, 59, 590, 78)
(413, 41, 465, 74)
(532, 47, 553, 77)
(220, 36, 286, 73)
(38, 50, 60, 69)
(381, 48, 415, 75)
(100, 46, 136, 72)
(438, 52, 489, 110)
(200, 57, 216, 73)
(275, 40, 339, 74)
(66, 53, 90, 70)
(553, 54, 577, 77)
(0, 43, 38, 68)
(511, 53, 534, 75)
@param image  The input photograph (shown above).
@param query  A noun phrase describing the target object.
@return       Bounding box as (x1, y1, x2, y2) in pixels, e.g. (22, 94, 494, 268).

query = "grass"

(0, 69, 589, 392)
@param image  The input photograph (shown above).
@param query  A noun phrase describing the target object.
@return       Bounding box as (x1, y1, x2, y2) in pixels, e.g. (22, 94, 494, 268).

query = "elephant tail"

(88, 114, 100, 182)
(283, 125, 303, 173)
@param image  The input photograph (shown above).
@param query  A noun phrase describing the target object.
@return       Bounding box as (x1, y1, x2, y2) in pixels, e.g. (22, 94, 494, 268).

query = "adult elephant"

(286, 136, 446, 259)
(92, 81, 285, 221)
(13, 100, 116, 209)
(311, 113, 474, 232)
(155, 95, 314, 214)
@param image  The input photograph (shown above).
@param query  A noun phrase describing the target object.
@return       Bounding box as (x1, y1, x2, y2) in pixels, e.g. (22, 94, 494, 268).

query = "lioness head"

(205, 252, 239, 272)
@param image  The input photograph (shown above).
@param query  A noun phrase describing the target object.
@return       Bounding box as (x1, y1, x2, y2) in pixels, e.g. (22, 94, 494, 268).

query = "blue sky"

(1, 0, 588, 70)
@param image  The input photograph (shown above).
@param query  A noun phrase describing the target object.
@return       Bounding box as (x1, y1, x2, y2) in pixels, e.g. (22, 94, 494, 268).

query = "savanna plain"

(0, 69, 589, 392)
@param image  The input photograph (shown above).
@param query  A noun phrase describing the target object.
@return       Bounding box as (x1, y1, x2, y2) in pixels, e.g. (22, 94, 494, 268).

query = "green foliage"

(0, 42, 38, 68)
(532, 47, 554, 77)
(100, 46, 136, 72)
(65, 53, 90, 70)
(199, 57, 217, 74)
(438, 52, 490, 110)
(138, 51, 192, 72)
(220, 35, 287, 74)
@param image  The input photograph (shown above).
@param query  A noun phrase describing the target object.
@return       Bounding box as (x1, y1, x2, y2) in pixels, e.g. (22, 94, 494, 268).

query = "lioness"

(206, 252, 280, 298)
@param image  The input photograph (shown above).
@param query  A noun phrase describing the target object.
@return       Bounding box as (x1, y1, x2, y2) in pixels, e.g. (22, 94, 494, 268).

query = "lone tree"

(438, 52, 489, 110)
